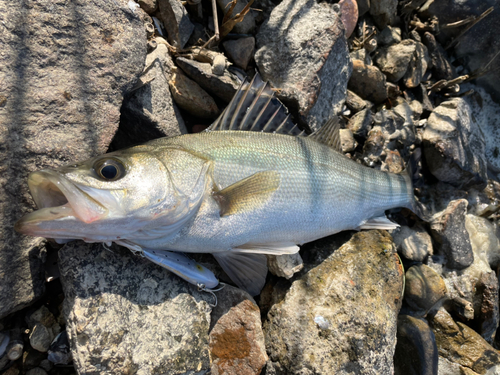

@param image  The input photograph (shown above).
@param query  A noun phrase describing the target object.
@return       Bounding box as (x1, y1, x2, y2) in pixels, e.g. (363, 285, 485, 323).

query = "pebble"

(374, 39, 421, 83)
(422, 31, 455, 80)
(369, 0, 398, 28)
(137, 0, 157, 14)
(348, 59, 388, 104)
(347, 108, 373, 138)
(157, 0, 194, 48)
(392, 224, 433, 262)
(350, 48, 372, 65)
(339, 128, 358, 153)
(403, 41, 430, 88)
(404, 264, 447, 315)
(477, 271, 499, 344)
(25, 368, 48, 375)
(47, 331, 72, 365)
(430, 199, 474, 270)
(377, 26, 401, 46)
(29, 324, 53, 353)
(267, 253, 304, 279)
(223, 37, 255, 70)
(345, 89, 368, 113)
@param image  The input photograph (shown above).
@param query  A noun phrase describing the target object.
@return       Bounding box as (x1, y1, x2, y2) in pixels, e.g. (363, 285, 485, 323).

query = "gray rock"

(59, 242, 213, 374)
(477, 271, 499, 344)
(47, 331, 72, 365)
(350, 49, 372, 65)
(345, 90, 368, 113)
(377, 26, 402, 46)
(431, 199, 474, 270)
(223, 37, 255, 70)
(374, 40, 424, 83)
(265, 230, 404, 374)
(404, 264, 447, 315)
(348, 59, 388, 104)
(26, 306, 56, 330)
(394, 315, 438, 375)
(157, 0, 194, 49)
(403, 42, 430, 88)
(429, 307, 500, 374)
(347, 108, 373, 138)
(216, 0, 255, 34)
(339, 129, 358, 153)
(0, 0, 146, 319)
(210, 300, 267, 375)
(392, 224, 433, 262)
(267, 253, 304, 279)
(176, 57, 240, 103)
(423, 98, 488, 189)
(255, 0, 351, 131)
(369, 0, 397, 28)
(25, 368, 48, 375)
(119, 42, 186, 149)
(138, 0, 158, 14)
(29, 323, 53, 353)
(422, 32, 454, 81)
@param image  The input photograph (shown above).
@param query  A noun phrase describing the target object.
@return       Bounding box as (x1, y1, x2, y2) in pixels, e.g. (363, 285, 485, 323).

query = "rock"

(357, 0, 370, 17)
(26, 306, 56, 330)
(429, 308, 500, 374)
(392, 224, 433, 262)
(423, 98, 488, 189)
(477, 271, 499, 344)
(348, 60, 388, 104)
(394, 315, 438, 375)
(157, 0, 194, 49)
(216, 0, 255, 34)
(47, 331, 72, 365)
(25, 368, 48, 375)
(403, 42, 430, 88)
(377, 26, 402, 46)
(339, 129, 358, 153)
(465, 214, 500, 268)
(22, 346, 47, 372)
(374, 40, 426, 84)
(176, 57, 240, 103)
(347, 108, 373, 138)
(210, 300, 267, 375)
(255, 0, 351, 131)
(29, 324, 53, 353)
(431, 199, 474, 270)
(118, 42, 187, 149)
(422, 32, 454, 81)
(210, 284, 255, 331)
(223, 37, 255, 70)
(350, 48, 372, 65)
(0, 0, 145, 319)
(363, 127, 385, 166)
(169, 69, 220, 119)
(264, 230, 404, 374)
(138, 0, 158, 14)
(369, 0, 397, 28)
(345, 90, 367, 113)
(338, 0, 358, 38)
(404, 264, 447, 315)
(59, 242, 213, 374)
(267, 253, 304, 279)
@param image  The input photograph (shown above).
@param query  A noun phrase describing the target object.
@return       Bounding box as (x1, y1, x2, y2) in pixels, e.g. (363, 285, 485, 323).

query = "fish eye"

(94, 158, 125, 181)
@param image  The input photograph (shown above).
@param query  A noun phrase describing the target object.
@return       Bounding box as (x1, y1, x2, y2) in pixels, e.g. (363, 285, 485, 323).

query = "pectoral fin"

(213, 171, 280, 217)
(213, 252, 268, 296)
(358, 215, 400, 230)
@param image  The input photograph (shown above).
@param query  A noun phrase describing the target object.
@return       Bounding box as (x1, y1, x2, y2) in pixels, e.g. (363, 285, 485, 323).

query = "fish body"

(16, 75, 417, 295)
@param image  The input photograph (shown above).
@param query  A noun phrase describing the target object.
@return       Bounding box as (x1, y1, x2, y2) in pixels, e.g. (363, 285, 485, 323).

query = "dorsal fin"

(309, 117, 343, 152)
(206, 74, 305, 136)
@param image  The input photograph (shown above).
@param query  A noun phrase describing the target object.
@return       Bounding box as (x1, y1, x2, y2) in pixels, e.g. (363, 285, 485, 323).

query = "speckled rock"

(423, 98, 487, 189)
(348, 60, 388, 104)
(255, 0, 351, 131)
(0, 0, 146, 319)
(59, 242, 213, 374)
(404, 264, 447, 315)
(392, 224, 433, 262)
(429, 308, 500, 374)
(265, 230, 404, 374)
(394, 315, 438, 375)
(210, 300, 267, 375)
(430, 199, 474, 270)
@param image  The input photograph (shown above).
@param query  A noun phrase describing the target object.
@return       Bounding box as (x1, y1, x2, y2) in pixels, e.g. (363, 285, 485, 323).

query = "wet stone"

(394, 315, 438, 375)
(223, 37, 255, 70)
(157, 0, 194, 49)
(267, 253, 304, 280)
(404, 264, 447, 315)
(348, 60, 388, 104)
(392, 224, 433, 262)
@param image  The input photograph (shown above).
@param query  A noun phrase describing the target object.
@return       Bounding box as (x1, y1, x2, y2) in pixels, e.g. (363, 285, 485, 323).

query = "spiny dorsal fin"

(213, 171, 280, 217)
(206, 74, 303, 136)
(309, 117, 343, 152)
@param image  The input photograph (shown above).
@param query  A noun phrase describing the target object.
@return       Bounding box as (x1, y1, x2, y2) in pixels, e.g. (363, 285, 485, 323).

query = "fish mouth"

(15, 170, 108, 237)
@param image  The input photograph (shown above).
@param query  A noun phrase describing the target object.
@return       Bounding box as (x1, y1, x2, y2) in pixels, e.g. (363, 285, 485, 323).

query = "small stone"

(465, 214, 500, 268)
(347, 108, 373, 138)
(339, 128, 357, 153)
(348, 59, 388, 104)
(168, 69, 220, 119)
(267, 253, 304, 279)
(403, 41, 430, 88)
(394, 315, 438, 375)
(369, 0, 397, 28)
(374, 40, 422, 83)
(377, 26, 401, 46)
(350, 48, 372, 65)
(47, 331, 72, 365)
(216, 0, 255, 34)
(363, 127, 385, 165)
(29, 324, 53, 353)
(422, 32, 454, 81)
(38, 360, 52, 372)
(22, 347, 46, 372)
(423, 98, 487, 189)
(157, 0, 194, 49)
(477, 271, 499, 344)
(430, 199, 474, 270)
(138, 0, 157, 14)
(392, 224, 433, 262)
(25, 368, 48, 375)
(345, 90, 367, 113)
(404, 264, 447, 315)
(176, 57, 240, 103)
(223, 37, 255, 70)
(210, 300, 267, 375)
(26, 306, 56, 329)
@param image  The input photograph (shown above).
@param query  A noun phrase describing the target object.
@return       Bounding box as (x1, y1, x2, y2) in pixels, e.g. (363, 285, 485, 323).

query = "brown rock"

(348, 60, 388, 104)
(223, 37, 255, 70)
(210, 300, 268, 375)
(404, 264, 447, 315)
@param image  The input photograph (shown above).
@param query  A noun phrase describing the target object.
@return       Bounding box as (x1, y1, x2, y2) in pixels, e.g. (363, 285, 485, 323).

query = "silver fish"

(15, 74, 419, 295)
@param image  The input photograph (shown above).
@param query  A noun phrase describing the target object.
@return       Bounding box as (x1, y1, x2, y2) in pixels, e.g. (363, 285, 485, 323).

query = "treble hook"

(197, 282, 226, 308)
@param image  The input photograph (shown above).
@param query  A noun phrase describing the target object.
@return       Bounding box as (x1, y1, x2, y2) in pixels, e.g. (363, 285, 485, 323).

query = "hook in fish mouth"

(14, 170, 108, 237)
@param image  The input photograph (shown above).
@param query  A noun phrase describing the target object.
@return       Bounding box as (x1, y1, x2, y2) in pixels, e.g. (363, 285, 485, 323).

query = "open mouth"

(15, 170, 108, 236)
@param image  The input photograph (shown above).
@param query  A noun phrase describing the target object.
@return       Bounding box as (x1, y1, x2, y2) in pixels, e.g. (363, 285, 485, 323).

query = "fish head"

(15, 146, 198, 242)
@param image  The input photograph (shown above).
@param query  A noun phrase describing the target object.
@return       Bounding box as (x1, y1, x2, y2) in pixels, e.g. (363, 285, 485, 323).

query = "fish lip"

(15, 170, 108, 233)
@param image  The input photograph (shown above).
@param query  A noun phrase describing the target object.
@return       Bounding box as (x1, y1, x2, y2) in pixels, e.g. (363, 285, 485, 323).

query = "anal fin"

(358, 215, 400, 230)
(213, 252, 268, 296)
(232, 242, 299, 255)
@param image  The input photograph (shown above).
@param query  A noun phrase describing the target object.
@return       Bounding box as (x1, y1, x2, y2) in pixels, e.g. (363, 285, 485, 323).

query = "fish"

(15, 74, 420, 296)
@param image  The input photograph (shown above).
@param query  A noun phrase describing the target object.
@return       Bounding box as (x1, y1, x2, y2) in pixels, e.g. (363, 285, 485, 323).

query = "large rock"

(0, 0, 146, 319)
(255, 0, 351, 131)
(264, 230, 404, 374)
(423, 98, 488, 189)
(59, 243, 213, 374)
